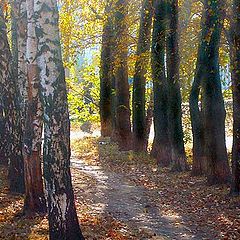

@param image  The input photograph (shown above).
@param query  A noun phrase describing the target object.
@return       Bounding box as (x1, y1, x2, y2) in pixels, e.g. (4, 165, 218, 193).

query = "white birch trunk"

(34, 0, 84, 238)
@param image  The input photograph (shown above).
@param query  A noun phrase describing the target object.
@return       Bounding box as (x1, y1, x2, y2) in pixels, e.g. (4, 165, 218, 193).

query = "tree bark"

(34, 0, 84, 238)
(151, 0, 171, 167)
(132, 0, 153, 152)
(230, 0, 240, 194)
(114, 0, 132, 151)
(166, 0, 188, 171)
(144, 93, 153, 150)
(0, 4, 25, 193)
(0, 4, 9, 166)
(22, 0, 46, 214)
(12, 0, 28, 118)
(189, 58, 206, 176)
(200, 0, 230, 184)
(189, 5, 209, 176)
(100, 1, 114, 137)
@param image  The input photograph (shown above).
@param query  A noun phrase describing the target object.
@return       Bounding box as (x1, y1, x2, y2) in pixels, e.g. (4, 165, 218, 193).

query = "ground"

(0, 134, 240, 239)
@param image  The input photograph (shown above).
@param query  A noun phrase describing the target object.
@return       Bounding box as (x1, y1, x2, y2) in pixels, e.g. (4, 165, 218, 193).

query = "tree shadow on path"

(71, 139, 216, 240)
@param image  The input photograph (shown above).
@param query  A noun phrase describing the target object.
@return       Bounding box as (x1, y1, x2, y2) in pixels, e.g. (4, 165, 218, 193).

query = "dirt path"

(71, 157, 214, 240)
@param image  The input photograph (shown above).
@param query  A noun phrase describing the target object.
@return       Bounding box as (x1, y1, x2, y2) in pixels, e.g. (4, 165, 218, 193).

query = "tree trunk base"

(151, 141, 171, 167)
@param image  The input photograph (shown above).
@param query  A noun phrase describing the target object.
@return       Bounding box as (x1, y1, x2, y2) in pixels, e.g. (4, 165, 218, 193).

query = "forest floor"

(0, 134, 240, 239)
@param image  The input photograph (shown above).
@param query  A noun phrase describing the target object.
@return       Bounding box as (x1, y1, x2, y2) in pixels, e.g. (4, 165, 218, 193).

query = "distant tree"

(190, 0, 230, 184)
(100, 1, 114, 137)
(0, 4, 9, 166)
(114, 0, 132, 151)
(144, 93, 153, 150)
(35, 0, 84, 238)
(166, 0, 188, 171)
(22, 0, 46, 214)
(189, 11, 206, 176)
(132, 0, 153, 152)
(151, 0, 172, 166)
(0, 3, 25, 193)
(230, 0, 240, 195)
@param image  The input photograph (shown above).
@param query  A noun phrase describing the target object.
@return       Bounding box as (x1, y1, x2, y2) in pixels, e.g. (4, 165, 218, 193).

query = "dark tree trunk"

(166, 0, 188, 171)
(35, 0, 84, 239)
(22, 0, 46, 214)
(200, 0, 230, 184)
(189, 57, 206, 176)
(189, 10, 207, 176)
(0, 4, 25, 194)
(132, 0, 153, 152)
(151, 0, 171, 167)
(100, 2, 114, 137)
(114, 0, 132, 151)
(230, 0, 240, 195)
(110, 74, 118, 141)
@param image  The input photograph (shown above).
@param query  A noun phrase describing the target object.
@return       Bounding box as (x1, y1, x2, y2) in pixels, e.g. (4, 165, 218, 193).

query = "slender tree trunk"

(22, 0, 46, 214)
(100, 1, 113, 137)
(132, 0, 153, 152)
(111, 74, 117, 140)
(0, 4, 25, 193)
(230, 0, 240, 195)
(34, 0, 84, 238)
(144, 93, 153, 150)
(0, 4, 9, 166)
(151, 0, 171, 167)
(200, 0, 230, 184)
(13, 0, 28, 115)
(166, 0, 188, 171)
(114, 0, 132, 151)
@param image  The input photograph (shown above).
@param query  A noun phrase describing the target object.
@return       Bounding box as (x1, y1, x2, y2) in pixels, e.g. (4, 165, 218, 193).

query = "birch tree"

(0, 3, 25, 193)
(22, 0, 46, 214)
(34, 0, 84, 238)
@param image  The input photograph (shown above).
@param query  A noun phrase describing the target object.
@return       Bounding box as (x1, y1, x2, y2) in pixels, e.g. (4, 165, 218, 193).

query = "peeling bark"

(34, 0, 84, 238)
(23, 0, 46, 214)
(11, 0, 28, 125)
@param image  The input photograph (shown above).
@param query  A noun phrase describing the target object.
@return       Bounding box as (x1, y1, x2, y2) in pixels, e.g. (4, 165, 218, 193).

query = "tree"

(230, 0, 240, 195)
(114, 0, 132, 151)
(166, 0, 188, 171)
(0, 3, 10, 166)
(132, 0, 153, 152)
(191, 0, 230, 184)
(34, 0, 84, 238)
(0, 3, 25, 193)
(11, 0, 28, 118)
(100, 1, 114, 137)
(22, 0, 46, 214)
(151, 0, 172, 167)
(189, 13, 206, 176)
